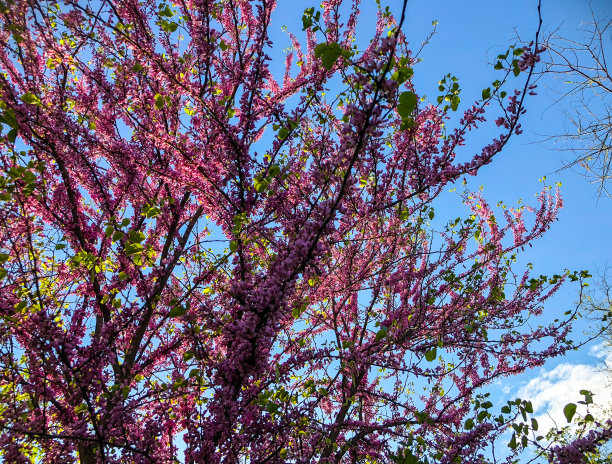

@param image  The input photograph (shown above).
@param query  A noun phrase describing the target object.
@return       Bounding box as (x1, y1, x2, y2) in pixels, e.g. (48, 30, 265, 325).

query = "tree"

(534, 16, 612, 461)
(0, 0, 593, 462)
(545, 404, 612, 464)
(538, 274, 612, 464)
(543, 16, 612, 197)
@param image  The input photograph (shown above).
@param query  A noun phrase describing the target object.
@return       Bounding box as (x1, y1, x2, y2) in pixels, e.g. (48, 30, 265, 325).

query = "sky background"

(381, 0, 612, 433)
(268, 0, 612, 451)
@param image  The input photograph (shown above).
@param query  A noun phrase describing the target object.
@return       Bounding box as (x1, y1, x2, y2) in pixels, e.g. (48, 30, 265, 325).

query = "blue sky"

(269, 0, 612, 452)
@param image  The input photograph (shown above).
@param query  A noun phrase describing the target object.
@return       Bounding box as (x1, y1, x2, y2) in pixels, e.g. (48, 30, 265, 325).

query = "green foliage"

(315, 42, 352, 70)
(168, 303, 188, 318)
(563, 402, 577, 423)
(392, 57, 413, 85)
(157, 3, 178, 32)
(302, 7, 321, 31)
(493, 45, 525, 76)
(424, 347, 437, 362)
(0, 103, 19, 143)
(375, 327, 387, 342)
(436, 74, 461, 112)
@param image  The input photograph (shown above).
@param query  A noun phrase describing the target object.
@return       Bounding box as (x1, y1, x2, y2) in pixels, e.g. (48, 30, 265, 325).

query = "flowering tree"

(0, 0, 591, 462)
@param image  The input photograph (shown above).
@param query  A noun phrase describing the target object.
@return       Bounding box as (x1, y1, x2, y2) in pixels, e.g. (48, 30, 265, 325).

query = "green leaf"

(375, 328, 387, 342)
(278, 127, 289, 140)
(397, 91, 417, 118)
(451, 95, 460, 111)
(314, 42, 347, 70)
(7, 128, 17, 143)
(159, 5, 173, 17)
(168, 306, 187, 317)
(400, 118, 414, 130)
(465, 418, 474, 430)
(142, 204, 161, 218)
(424, 347, 437, 362)
(21, 92, 42, 106)
(481, 87, 491, 100)
(268, 164, 281, 177)
(563, 403, 576, 423)
(229, 240, 237, 253)
(292, 305, 306, 319)
(0, 267, 7, 281)
(266, 402, 280, 414)
(580, 389, 593, 405)
(314, 42, 329, 57)
(302, 8, 314, 30)
(118, 271, 128, 280)
(531, 418, 538, 431)
(129, 230, 146, 243)
(23, 170, 36, 184)
(320, 51, 340, 70)
(161, 20, 178, 32)
(189, 368, 199, 378)
(133, 254, 144, 266)
(155, 94, 164, 109)
(124, 243, 143, 255)
(0, 253, 8, 263)
(1, 109, 17, 129)
(15, 301, 27, 311)
(392, 66, 413, 85)
(508, 432, 517, 450)
(74, 403, 88, 414)
(254, 177, 267, 192)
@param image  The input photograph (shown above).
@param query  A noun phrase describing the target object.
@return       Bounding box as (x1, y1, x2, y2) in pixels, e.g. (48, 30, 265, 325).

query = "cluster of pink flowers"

(548, 421, 612, 464)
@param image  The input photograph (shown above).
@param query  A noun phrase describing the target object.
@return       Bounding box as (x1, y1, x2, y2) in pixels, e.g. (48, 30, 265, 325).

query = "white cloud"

(516, 345, 612, 433)
(589, 342, 612, 364)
